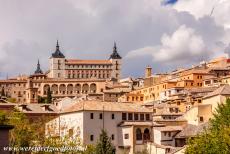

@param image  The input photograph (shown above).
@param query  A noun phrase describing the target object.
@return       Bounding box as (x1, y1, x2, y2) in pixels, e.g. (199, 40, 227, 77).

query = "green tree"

(84, 144, 96, 154)
(95, 129, 115, 154)
(46, 87, 52, 104)
(38, 96, 46, 103)
(8, 110, 35, 147)
(185, 98, 230, 154)
(0, 110, 8, 124)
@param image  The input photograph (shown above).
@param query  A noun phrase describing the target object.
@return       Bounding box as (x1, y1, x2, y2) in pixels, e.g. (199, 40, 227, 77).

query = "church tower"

(48, 40, 66, 79)
(109, 42, 122, 80)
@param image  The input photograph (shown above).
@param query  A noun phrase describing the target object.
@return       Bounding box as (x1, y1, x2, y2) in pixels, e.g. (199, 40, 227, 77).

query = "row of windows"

(67, 74, 110, 79)
(122, 113, 150, 121)
(67, 70, 111, 73)
(197, 75, 203, 79)
(67, 64, 112, 69)
(90, 113, 150, 121)
(127, 96, 144, 102)
(1, 83, 27, 88)
(90, 113, 115, 120)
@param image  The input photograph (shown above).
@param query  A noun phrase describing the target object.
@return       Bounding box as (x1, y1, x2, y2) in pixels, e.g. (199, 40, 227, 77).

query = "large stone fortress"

(48, 41, 122, 80)
(0, 41, 122, 103)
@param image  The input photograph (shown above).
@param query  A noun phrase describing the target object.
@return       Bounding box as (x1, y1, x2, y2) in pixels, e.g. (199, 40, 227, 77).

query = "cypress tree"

(46, 87, 52, 104)
(95, 129, 115, 154)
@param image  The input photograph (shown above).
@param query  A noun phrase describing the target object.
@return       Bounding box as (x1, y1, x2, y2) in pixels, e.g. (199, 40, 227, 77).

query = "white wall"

(153, 129, 162, 145)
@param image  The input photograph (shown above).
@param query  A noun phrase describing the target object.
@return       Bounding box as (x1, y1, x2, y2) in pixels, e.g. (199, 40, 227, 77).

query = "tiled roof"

(154, 126, 183, 132)
(175, 122, 209, 138)
(104, 88, 131, 93)
(187, 87, 218, 94)
(16, 104, 59, 114)
(63, 100, 152, 113)
(66, 59, 112, 65)
(118, 121, 164, 127)
(0, 79, 27, 83)
(203, 84, 230, 99)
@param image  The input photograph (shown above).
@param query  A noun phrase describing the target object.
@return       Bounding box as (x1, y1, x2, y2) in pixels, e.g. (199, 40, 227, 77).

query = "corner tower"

(48, 40, 66, 79)
(34, 59, 43, 74)
(109, 42, 122, 80)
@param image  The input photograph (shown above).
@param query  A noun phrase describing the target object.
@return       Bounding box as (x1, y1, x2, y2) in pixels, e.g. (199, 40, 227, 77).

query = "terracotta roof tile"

(175, 123, 209, 138)
(63, 100, 152, 113)
(203, 85, 230, 99)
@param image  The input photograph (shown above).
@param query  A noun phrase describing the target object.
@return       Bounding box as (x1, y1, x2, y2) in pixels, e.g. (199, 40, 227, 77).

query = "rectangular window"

(99, 113, 103, 119)
(140, 114, 144, 121)
(200, 116, 204, 122)
(90, 135, 94, 141)
(111, 134, 114, 140)
(128, 113, 133, 120)
(69, 129, 73, 137)
(124, 134, 129, 139)
(122, 113, 127, 120)
(146, 114, 150, 121)
(111, 113, 115, 119)
(134, 113, 138, 120)
(90, 113, 94, 119)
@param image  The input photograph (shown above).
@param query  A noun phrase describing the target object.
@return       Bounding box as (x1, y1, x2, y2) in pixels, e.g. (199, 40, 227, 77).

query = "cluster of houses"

(1, 43, 230, 154)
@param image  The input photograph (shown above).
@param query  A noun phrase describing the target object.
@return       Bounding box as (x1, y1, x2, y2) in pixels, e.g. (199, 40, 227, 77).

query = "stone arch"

(59, 84, 66, 94)
(67, 84, 74, 94)
(136, 128, 142, 141)
(82, 83, 89, 94)
(90, 83, 97, 93)
(43, 84, 50, 95)
(51, 84, 58, 95)
(75, 84, 81, 94)
(143, 128, 150, 141)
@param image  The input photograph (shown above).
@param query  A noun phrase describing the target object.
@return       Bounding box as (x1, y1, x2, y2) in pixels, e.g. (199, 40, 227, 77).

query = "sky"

(0, 0, 230, 78)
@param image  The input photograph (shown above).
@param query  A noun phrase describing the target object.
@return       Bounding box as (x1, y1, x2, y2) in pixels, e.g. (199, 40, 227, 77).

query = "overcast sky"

(0, 0, 230, 78)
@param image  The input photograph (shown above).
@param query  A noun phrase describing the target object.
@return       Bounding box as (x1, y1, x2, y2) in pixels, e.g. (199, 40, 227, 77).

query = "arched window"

(136, 128, 142, 140)
(143, 128, 150, 141)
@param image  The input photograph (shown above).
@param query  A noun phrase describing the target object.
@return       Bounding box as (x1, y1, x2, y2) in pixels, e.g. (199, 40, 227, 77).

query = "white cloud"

(173, 0, 230, 28)
(126, 25, 208, 64)
(0, 0, 229, 77)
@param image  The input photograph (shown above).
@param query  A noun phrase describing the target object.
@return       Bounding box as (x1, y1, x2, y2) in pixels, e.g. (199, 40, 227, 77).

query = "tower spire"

(34, 59, 43, 74)
(109, 41, 121, 59)
(113, 42, 117, 53)
(56, 40, 60, 51)
(51, 40, 65, 58)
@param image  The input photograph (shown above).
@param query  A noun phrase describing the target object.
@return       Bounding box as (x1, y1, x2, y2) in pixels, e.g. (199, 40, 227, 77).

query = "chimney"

(41, 105, 52, 111)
